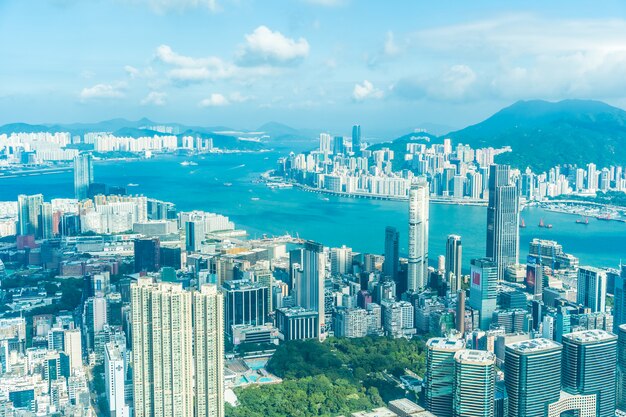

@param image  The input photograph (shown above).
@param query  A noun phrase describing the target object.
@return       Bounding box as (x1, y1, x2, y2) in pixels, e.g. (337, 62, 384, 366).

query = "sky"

(3, 0, 626, 137)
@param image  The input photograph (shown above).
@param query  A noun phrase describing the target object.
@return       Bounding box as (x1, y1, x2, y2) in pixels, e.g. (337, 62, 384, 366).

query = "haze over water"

(2, 152, 625, 270)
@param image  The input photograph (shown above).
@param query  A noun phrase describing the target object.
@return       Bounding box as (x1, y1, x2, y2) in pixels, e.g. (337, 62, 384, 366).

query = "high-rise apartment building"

(577, 266, 607, 313)
(193, 285, 225, 417)
(505, 338, 562, 417)
(330, 245, 352, 276)
(561, 330, 617, 417)
(469, 258, 498, 330)
(74, 153, 93, 201)
(446, 235, 462, 293)
(408, 181, 429, 292)
(453, 350, 496, 417)
(425, 337, 465, 417)
(486, 164, 519, 279)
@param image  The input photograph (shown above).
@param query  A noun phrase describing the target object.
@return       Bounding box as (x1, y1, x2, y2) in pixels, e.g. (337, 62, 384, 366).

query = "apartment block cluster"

(0, 128, 214, 166)
(276, 126, 626, 203)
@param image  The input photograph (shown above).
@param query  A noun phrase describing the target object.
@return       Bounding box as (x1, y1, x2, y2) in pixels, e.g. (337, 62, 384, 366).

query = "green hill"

(379, 99, 626, 172)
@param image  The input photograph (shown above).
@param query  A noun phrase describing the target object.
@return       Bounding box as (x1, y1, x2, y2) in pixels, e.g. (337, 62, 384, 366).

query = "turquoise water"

(1, 152, 625, 269)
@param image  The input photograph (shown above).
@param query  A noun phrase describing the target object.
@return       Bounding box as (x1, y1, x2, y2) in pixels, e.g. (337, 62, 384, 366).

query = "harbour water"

(1, 152, 625, 269)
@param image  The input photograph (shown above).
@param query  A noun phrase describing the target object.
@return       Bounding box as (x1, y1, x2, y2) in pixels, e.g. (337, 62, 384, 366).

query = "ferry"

(575, 217, 589, 225)
(180, 160, 198, 166)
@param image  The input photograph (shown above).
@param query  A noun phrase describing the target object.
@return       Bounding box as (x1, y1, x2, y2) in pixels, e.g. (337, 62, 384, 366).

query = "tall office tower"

(133, 237, 161, 273)
(425, 337, 465, 417)
(445, 235, 462, 292)
(63, 329, 82, 374)
(83, 295, 108, 352)
(618, 325, 626, 411)
(577, 266, 607, 313)
(330, 245, 353, 276)
(193, 285, 224, 417)
(104, 342, 130, 417)
(525, 262, 543, 298)
(561, 330, 618, 417)
(296, 241, 326, 337)
(17, 194, 30, 236)
(185, 220, 203, 252)
(73, 153, 93, 200)
(453, 350, 496, 417)
(408, 182, 429, 292)
(383, 226, 399, 282)
(615, 266, 626, 334)
(485, 164, 519, 279)
(352, 124, 361, 155)
(456, 290, 466, 334)
(505, 338, 562, 417)
(17, 194, 44, 237)
(40, 202, 54, 239)
(587, 162, 597, 191)
(469, 258, 498, 330)
(131, 278, 194, 417)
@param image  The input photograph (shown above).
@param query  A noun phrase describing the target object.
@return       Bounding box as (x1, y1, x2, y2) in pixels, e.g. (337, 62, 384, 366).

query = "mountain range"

(3, 99, 626, 170)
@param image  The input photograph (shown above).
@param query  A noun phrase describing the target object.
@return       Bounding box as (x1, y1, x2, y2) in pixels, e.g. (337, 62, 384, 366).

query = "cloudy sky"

(3, 0, 626, 136)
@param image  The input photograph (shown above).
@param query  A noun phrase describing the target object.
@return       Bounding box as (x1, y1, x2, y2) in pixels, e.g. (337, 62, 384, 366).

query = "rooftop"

(426, 337, 465, 351)
(506, 338, 562, 354)
(562, 329, 617, 344)
(454, 349, 496, 365)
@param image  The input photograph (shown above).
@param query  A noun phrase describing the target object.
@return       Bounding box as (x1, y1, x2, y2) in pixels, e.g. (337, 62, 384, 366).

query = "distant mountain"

(447, 99, 626, 171)
(379, 99, 626, 172)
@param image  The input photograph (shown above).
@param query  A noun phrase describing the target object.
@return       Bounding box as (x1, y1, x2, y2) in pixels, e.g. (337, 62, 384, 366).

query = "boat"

(127, 183, 139, 187)
(539, 218, 545, 227)
(538, 219, 553, 229)
(223, 182, 233, 187)
(180, 160, 198, 166)
(251, 197, 260, 201)
(520, 218, 526, 228)
(575, 217, 589, 225)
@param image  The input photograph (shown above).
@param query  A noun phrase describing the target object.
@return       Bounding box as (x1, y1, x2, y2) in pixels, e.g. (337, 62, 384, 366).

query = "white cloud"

(126, 0, 219, 13)
(353, 80, 383, 101)
(124, 65, 140, 78)
(229, 92, 252, 103)
(384, 31, 400, 56)
(141, 91, 167, 106)
(238, 26, 309, 66)
(199, 93, 229, 107)
(303, 0, 345, 6)
(400, 15, 626, 101)
(79, 83, 125, 100)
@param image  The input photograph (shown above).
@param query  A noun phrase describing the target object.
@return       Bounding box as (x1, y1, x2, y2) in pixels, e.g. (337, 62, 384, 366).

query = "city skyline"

(6, 1, 626, 135)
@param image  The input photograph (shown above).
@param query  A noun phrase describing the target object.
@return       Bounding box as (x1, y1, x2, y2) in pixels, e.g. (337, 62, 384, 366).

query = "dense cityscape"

(0, 117, 624, 417)
(5, 1, 626, 416)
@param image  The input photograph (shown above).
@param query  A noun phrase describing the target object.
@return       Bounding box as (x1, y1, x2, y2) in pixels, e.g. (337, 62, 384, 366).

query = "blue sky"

(3, 0, 626, 136)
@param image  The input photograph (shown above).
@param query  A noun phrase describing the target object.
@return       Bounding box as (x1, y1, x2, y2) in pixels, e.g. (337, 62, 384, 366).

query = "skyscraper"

(104, 342, 130, 417)
(222, 280, 269, 337)
(185, 220, 203, 252)
(383, 226, 399, 282)
(296, 241, 326, 337)
(614, 266, 626, 334)
(577, 266, 607, 313)
(453, 350, 496, 417)
(618, 324, 626, 412)
(352, 124, 361, 155)
(408, 181, 429, 292)
(131, 278, 194, 417)
(40, 202, 54, 239)
(193, 285, 225, 417)
(17, 194, 30, 236)
(469, 258, 498, 330)
(133, 237, 161, 273)
(445, 235, 462, 293)
(425, 337, 465, 417)
(74, 153, 93, 201)
(486, 164, 519, 279)
(561, 330, 617, 417)
(505, 338, 562, 417)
